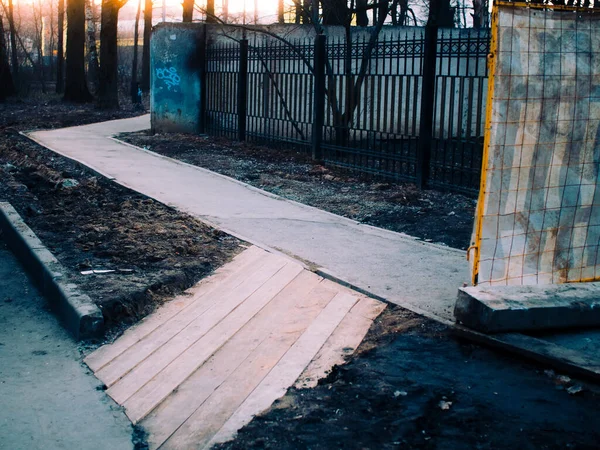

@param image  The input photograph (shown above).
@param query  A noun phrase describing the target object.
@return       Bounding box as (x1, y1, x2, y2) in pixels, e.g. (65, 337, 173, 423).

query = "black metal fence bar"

(321, 32, 425, 183)
(204, 28, 490, 195)
(429, 29, 490, 193)
(205, 42, 240, 139)
(244, 38, 314, 152)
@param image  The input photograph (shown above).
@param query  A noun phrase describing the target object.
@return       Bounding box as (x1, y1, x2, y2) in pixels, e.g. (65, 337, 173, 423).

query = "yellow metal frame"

(470, 4, 499, 286)
(496, 1, 600, 12)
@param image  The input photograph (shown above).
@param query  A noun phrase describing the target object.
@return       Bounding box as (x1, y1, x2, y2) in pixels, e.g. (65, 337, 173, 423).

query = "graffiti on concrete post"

(156, 67, 181, 91)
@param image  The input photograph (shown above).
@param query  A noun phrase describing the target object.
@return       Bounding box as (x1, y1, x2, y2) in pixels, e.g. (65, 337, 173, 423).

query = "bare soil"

(216, 306, 600, 450)
(117, 132, 476, 250)
(0, 103, 242, 333)
(0, 96, 144, 132)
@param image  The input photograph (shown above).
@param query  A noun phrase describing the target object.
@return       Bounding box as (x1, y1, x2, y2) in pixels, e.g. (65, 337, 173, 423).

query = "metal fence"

(202, 28, 490, 195)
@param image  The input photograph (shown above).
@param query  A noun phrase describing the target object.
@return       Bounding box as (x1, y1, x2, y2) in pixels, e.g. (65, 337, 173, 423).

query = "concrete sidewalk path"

(0, 241, 134, 450)
(28, 115, 468, 321)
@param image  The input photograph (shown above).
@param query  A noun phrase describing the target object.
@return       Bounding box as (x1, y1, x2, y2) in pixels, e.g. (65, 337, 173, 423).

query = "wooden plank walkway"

(85, 246, 385, 450)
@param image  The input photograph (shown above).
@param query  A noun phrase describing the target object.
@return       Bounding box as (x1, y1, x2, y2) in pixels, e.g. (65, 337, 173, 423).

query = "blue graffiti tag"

(156, 67, 181, 91)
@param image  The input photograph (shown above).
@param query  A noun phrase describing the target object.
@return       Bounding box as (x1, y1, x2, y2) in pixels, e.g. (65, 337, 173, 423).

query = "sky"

(119, 0, 280, 23)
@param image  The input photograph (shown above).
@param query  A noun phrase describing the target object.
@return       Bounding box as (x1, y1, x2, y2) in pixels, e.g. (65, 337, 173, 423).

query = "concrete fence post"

(312, 34, 326, 160)
(237, 39, 249, 142)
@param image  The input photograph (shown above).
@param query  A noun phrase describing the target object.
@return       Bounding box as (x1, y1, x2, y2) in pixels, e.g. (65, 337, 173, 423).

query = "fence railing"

(201, 28, 490, 195)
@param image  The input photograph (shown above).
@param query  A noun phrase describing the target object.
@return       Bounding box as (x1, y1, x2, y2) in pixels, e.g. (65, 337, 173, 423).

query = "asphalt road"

(0, 240, 134, 450)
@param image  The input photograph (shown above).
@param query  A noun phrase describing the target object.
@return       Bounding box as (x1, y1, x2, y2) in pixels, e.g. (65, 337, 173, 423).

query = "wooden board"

(84, 246, 387, 450)
(142, 270, 326, 449)
(96, 250, 278, 388)
(84, 246, 263, 372)
(206, 292, 359, 448)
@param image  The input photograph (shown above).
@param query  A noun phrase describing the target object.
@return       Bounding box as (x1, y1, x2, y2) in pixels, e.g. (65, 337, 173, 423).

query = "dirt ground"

(118, 132, 476, 250)
(216, 306, 600, 450)
(0, 103, 242, 332)
(0, 96, 144, 132)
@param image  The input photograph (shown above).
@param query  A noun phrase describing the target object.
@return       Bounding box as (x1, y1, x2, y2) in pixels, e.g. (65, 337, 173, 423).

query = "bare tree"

(97, 0, 128, 108)
(0, 12, 16, 100)
(390, 0, 418, 26)
(48, 0, 56, 77)
(56, 0, 65, 93)
(322, 0, 349, 25)
(223, 0, 228, 22)
(141, 0, 151, 92)
(356, 0, 369, 26)
(471, 0, 487, 28)
(301, 0, 312, 23)
(294, 0, 301, 23)
(64, 0, 93, 102)
(278, 0, 284, 23)
(86, 0, 100, 90)
(131, 0, 141, 102)
(206, 0, 216, 22)
(7, 0, 17, 76)
(182, 0, 194, 22)
(32, 0, 46, 93)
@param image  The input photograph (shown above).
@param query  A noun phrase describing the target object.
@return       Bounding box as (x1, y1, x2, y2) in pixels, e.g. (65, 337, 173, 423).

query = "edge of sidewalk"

(0, 202, 104, 340)
(21, 124, 600, 381)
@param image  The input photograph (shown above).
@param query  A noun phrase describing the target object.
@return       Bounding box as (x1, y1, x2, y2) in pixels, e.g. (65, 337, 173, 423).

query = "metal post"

(198, 25, 207, 134)
(312, 34, 326, 160)
(416, 0, 439, 189)
(237, 39, 248, 142)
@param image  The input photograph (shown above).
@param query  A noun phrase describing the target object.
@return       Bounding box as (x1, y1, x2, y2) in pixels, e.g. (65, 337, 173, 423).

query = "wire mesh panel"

(321, 32, 424, 182)
(430, 29, 490, 193)
(245, 38, 314, 152)
(205, 42, 240, 139)
(474, 3, 600, 286)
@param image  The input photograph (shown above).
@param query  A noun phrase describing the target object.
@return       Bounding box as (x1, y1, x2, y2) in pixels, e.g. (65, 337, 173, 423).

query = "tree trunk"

(322, 0, 349, 25)
(7, 0, 17, 76)
(278, 0, 284, 23)
(438, 0, 455, 27)
(49, 0, 56, 77)
(64, 0, 93, 102)
(356, 0, 368, 26)
(0, 14, 16, 101)
(294, 0, 300, 23)
(131, 0, 141, 103)
(471, 0, 482, 29)
(141, 0, 151, 92)
(182, 0, 193, 22)
(97, 0, 121, 109)
(33, 1, 47, 93)
(56, 0, 65, 93)
(206, 0, 216, 22)
(301, 0, 311, 24)
(85, 0, 100, 91)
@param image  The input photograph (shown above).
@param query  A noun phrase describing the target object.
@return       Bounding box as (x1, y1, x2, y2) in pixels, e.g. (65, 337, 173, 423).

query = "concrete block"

(0, 202, 104, 340)
(151, 23, 204, 134)
(455, 283, 600, 333)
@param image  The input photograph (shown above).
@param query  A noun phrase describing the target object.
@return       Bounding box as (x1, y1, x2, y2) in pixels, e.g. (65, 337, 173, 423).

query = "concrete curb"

(0, 202, 104, 340)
